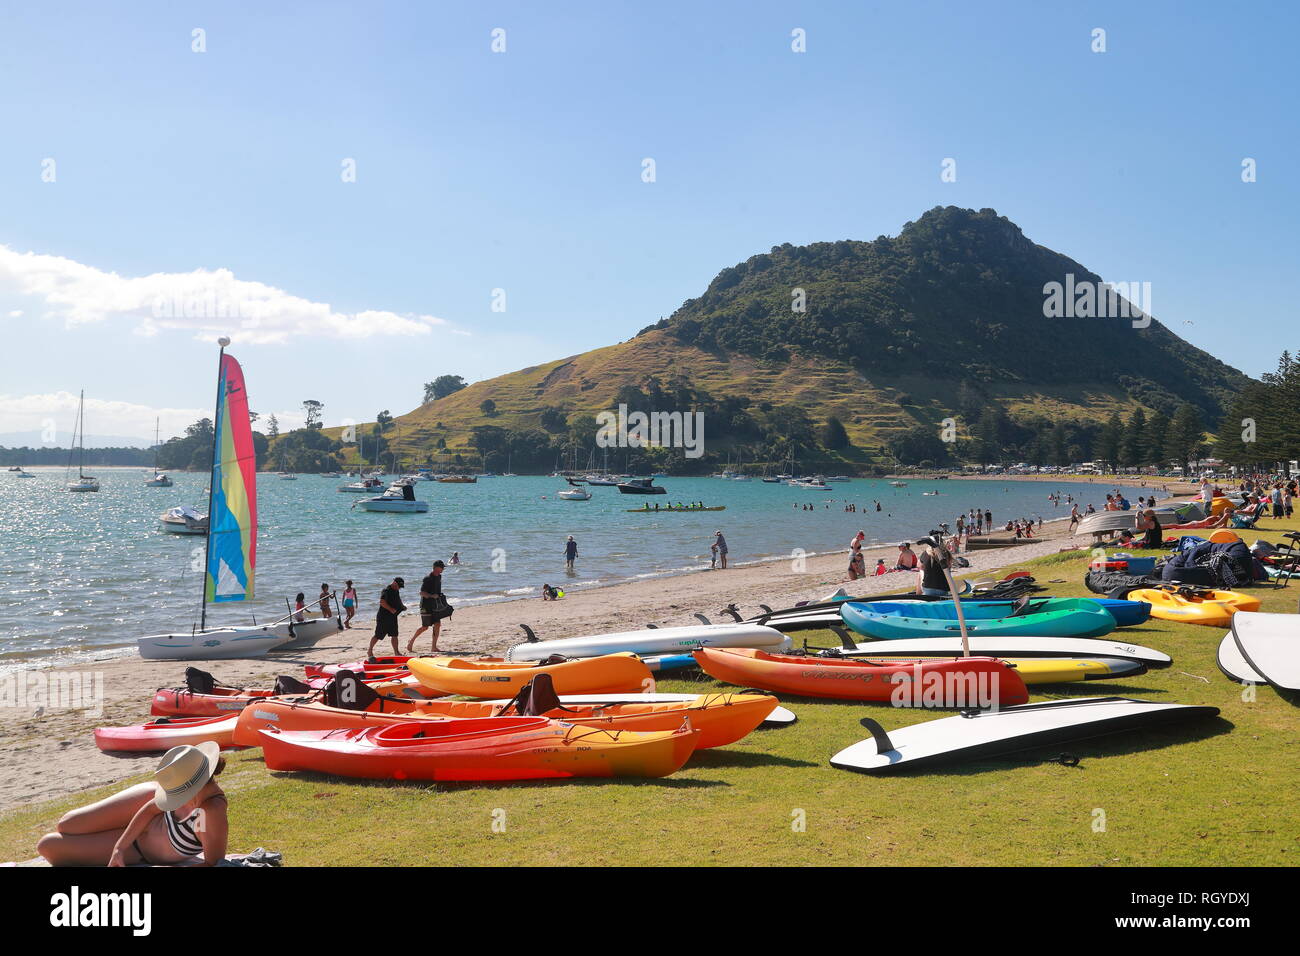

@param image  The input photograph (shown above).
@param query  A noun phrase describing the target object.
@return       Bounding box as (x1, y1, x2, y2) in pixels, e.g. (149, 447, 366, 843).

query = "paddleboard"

(830, 697, 1219, 773)
(476, 691, 797, 726)
(836, 635, 1172, 668)
(1231, 611, 1300, 691)
(1216, 633, 1265, 684)
(505, 623, 790, 662)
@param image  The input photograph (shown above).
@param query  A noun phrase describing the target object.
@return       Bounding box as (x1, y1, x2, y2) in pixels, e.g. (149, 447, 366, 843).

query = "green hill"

(334, 207, 1251, 473)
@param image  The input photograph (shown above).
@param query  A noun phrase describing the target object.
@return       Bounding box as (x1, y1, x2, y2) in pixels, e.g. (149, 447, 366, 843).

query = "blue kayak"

(862, 598, 1149, 628)
(841, 598, 1117, 640)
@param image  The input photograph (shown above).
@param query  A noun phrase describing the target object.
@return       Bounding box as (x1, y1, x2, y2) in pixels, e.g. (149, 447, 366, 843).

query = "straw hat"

(153, 742, 220, 811)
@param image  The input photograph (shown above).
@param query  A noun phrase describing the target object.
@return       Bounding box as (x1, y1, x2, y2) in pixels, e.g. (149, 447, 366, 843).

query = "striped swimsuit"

(164, 807, 205, 857)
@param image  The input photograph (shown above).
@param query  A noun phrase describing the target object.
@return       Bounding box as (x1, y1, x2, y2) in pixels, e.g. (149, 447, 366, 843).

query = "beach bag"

(426, 593, 453, 621)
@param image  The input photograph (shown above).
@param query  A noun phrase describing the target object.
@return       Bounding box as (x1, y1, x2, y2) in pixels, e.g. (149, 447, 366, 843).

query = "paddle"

(940, 563, 971, 658)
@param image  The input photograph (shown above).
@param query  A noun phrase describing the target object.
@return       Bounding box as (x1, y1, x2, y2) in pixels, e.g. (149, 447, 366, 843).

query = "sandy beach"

(0, 510, 1114, 813)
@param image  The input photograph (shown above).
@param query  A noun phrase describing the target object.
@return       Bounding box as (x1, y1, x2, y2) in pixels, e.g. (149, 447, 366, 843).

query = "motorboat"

(277, 472, 297, 480)
(557, 487, 592, 500)
(160, 505, 209, 535)
(354, 482, 429, 513)
(791, 477, 830, 490)
(617, 478, 667, 495)
(338, 477, 386, 493)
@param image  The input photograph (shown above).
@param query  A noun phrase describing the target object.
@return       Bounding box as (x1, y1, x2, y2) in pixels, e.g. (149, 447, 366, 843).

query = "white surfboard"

(1231, 611, 1300, 691)
(830, 697, 1219, 773)
(837, 635, 1172, 668)
(1216, 632, 1266, 684)
(476, 691, 797, 726)
(505, 623, 791, 662)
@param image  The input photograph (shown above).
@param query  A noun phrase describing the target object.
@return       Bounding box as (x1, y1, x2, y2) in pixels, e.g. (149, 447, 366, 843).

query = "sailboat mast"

(77, 390, 84, 479)
(200, 342, 226, 631)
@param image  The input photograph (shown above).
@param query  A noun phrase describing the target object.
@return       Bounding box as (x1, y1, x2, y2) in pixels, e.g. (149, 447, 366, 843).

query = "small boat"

(790, 477, 830, 490)
(616, 478, 667, 495)
(438, 474, 477, 483)
(626, 504, 725, 512)
(159, 505, 208, 535)
(338, 477, 386, 493)
(1128, 587, 1259, 628)
(557, 487, 592, 500)
(277, 472, 297, 480)
(259, 717, 700, 782)
(761, 476, 782, 483)
(11, 467, 34, 477)
(694, 647, 1029, 706)
(65, 390, 99, 492)
(889, 480, 907, 487)
(584, 475, 618, 486)
(145, 420, 172, 486)
(841, 599, 1117, 640)
(95, 714, 241, 753)
(353, 482, 429, 513)
(408, 652, 652, 697)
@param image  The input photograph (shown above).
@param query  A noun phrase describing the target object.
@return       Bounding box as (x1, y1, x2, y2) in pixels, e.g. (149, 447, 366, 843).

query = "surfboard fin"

(694, 613, 712, 625)
(721, 604, 742, 622)
(518, 624, 538, 643)
(858, 717, 895, 754)
(830, 625, 857, 651)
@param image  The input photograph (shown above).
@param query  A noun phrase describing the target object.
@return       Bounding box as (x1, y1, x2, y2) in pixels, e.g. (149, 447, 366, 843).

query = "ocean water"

(0, 468, 1163, 663)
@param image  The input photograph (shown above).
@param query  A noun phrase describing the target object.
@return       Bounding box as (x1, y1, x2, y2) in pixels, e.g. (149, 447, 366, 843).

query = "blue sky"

(1, 1, 1295, 443)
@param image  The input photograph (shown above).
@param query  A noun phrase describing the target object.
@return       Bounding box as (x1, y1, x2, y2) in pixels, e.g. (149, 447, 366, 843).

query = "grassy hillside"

(329, 207, 1250, 469)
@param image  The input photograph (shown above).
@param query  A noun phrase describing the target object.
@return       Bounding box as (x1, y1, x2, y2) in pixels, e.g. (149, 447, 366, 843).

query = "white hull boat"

(137, 626, 292, 661)
(354, 483, 429, 512)
(160, 506, 209, 535)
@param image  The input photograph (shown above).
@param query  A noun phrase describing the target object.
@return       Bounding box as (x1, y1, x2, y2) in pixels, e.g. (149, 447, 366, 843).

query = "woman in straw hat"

(37, 742, 228, 866)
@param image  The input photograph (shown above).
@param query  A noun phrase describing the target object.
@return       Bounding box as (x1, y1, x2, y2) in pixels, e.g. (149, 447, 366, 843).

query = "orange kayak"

(407, 653, 652, 697)
(259, 717, 699, 781)
(235, 690, 775, 749)
(694, 647, 1030, 706)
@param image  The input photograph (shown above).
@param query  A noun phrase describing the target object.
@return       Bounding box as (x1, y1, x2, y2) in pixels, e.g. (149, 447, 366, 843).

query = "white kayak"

(276, 618, 341, 650)
(504, 623, 791, 662)
(1230, 611, 1300, 691)
(1216, 633, 1265, 684)
(476, 691, 797, 726)
(137, 626, 293, 661)
(831, 697, 1219, 773)
(834, 635, 1172, 668)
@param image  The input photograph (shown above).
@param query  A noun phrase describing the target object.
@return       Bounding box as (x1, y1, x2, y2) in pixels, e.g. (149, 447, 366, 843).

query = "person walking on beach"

(713, 530, 728, 569)
(408, 561, 452, 654)
(564, 535, 578, 570)
(368, 576, 405, 660)
(1069, 504, 1081, 532)
(341, 580, 358, 629)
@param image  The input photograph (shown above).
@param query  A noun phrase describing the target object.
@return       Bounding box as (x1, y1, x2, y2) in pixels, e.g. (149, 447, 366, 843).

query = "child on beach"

(294, 593, 306, 623)
(341, 580, 357, 629)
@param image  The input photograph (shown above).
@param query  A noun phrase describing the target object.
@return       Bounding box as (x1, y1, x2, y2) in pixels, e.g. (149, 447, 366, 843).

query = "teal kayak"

(864, 598, 1148, 627)
(841, 599, 1117, 640)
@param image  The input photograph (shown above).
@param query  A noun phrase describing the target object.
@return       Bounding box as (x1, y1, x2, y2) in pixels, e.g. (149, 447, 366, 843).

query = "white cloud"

(0, 246, 453, 344)
(7, 309, 21, 318)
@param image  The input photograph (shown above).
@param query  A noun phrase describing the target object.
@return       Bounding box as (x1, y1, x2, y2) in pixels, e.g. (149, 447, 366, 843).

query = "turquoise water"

(0, 469, 1162, 663)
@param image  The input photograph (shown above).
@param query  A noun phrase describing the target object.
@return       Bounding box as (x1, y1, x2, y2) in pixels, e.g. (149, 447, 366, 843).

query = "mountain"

(347, 207, 1251, 470)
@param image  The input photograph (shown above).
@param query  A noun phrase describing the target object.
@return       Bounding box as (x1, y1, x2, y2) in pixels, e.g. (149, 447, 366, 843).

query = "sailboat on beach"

(137, 338, 340, 660)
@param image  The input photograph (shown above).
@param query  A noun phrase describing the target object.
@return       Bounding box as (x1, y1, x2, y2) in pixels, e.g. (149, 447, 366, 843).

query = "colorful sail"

(205, 353, 257, 603)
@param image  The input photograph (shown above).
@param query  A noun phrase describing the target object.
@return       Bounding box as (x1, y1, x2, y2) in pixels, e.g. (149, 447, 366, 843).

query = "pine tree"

(1147, 410, 1171, 468)
(1096, 412, 1123, 469)
(1119, 408, 1147, 469)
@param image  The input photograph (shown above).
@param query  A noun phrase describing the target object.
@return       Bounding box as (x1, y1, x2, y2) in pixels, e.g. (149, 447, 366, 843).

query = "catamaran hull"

(137, 627, 292, 661)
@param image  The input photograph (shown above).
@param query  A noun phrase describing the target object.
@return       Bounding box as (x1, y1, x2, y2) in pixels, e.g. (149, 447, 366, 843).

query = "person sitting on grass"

(37, 744, 228, 867)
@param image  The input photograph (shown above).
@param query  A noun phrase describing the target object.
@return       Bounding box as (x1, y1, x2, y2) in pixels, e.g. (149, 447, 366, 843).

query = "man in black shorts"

(367, 576, 405, 660)
(408, 561, 450, 654)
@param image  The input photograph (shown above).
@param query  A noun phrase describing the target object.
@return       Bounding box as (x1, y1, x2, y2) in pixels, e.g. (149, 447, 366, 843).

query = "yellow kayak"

(867, 657, 1144, 685)
(407, 653, 652, 697)
(1128, 587, 1261, 628)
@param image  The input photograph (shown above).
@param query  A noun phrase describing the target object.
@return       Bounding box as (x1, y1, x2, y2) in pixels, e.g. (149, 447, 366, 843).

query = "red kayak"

(693, 647, 1029, 706)
(95, 714, 240, 752)
(260, 717, 700, 782)
(304, 656, 413, 679)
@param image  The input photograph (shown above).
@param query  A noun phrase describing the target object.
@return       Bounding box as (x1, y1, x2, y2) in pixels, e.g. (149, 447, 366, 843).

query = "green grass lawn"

(4, 525, 1298, 866)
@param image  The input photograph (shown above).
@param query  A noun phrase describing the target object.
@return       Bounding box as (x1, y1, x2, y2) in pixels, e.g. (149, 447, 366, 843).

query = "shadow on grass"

(686, 749, 817, 770)
(266, 770, 730, 792)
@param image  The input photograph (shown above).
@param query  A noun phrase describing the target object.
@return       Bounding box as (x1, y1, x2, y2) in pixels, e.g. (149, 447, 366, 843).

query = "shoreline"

(0, 516, 1098, 813)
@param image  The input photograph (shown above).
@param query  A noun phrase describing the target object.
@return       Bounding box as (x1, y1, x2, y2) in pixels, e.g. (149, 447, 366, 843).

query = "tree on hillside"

(375, 410, 393, 433)
(424, 376, 467, 403)
(539, 407, 568, 433)
(821, 415, 849, 449)
(1119, 408, 1147, 469)
(302, 400, 323, 429)
(266, 414, 279, 440)
(1165, 404, 1205, 476)
(888, 424, 953, 466)
(479, 399, 498, 417)
(1095, 412, 1123, 468)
